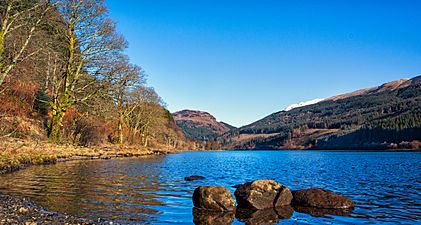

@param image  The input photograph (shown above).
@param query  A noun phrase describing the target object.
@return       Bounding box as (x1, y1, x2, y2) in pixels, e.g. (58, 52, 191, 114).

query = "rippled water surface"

(1, 151, 420, 224)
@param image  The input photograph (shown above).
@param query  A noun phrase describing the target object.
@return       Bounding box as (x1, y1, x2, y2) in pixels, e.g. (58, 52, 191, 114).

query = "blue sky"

(106, 0, 421, 127)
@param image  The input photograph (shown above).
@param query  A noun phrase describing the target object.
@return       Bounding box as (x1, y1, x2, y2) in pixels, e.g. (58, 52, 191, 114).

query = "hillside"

(173, 110, 236, 142)
(0, 0, 193, 152)
(221, 76, 421, 150)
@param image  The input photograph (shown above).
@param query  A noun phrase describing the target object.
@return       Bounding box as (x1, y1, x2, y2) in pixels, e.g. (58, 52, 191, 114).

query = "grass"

(0, 138, 176, 173)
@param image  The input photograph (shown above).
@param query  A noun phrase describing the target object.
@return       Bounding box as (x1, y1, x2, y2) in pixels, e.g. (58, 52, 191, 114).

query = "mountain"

(221, 75, 421, 150)
(173, 110, 236, 142)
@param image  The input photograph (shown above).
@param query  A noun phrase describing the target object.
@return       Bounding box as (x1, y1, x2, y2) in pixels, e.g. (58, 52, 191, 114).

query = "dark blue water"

(0, 151, 420, 224)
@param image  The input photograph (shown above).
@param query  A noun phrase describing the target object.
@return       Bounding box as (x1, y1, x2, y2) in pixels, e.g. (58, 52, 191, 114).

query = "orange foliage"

(0, 80, 38, 117)
(62, 108, 114, 146)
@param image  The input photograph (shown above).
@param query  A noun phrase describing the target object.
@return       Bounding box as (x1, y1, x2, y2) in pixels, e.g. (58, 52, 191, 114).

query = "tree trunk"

(0, 30, 6, 85)
(144, 135, 148, 148)
(48, 86, 70, 143)
(49, 108, 65, 143)
(118, 114, 124, 145)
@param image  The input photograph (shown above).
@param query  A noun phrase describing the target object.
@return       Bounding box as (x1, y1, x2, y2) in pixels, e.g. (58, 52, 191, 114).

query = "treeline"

(316, 112, 421, 149)
(0, 0, 190, 149)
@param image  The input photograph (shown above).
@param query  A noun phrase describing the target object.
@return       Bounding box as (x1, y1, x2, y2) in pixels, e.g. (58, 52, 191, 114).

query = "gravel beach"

(0, 194, 113, 225)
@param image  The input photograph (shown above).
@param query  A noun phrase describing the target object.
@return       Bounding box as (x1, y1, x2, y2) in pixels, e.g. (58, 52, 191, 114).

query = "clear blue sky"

(106, 0, 421, 127)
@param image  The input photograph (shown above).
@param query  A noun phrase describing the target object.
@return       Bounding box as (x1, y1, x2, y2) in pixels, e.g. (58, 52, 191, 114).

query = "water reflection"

(193, 208, 235, 225)
(293, 206, 353, 217)
(0, 157, 170, 223)
(192, 205, 351, 225)
(235, 206, 294, 225)
(192, 205, 352, 225)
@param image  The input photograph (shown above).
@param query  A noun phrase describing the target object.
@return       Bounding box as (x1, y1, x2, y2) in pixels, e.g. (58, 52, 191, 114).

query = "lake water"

(0, 151, 420, 224)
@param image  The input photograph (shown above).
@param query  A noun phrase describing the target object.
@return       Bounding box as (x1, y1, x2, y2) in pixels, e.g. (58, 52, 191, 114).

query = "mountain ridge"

(172, 109, 236, 142)
(224, 75, 421, 150)
(174, 75, 421, 150)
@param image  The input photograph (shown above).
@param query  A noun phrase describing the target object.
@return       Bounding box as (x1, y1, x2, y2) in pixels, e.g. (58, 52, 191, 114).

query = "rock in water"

(292, 188, 354, 209)
(234, 180, 293, 210)
(193, 186, 236, 212)
(185, 176, 206, 181)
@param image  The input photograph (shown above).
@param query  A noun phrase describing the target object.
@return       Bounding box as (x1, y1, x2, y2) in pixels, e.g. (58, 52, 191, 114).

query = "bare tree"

(48, 0, 125, 142)
(124, 86, 165, 147)
(0, 0, 54, 86)
(108, 54, 145, 144)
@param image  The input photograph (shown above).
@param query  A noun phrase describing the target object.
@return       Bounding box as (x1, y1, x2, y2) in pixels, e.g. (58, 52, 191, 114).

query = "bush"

(62, 108, 109, 146)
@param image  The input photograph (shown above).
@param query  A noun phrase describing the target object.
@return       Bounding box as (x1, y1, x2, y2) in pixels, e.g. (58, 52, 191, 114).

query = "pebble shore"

(0, 194, 114, 225)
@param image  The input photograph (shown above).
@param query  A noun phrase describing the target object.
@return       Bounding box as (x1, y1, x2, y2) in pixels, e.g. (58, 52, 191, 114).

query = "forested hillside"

(0, 0, 191, 149)
(222, 76, 421, 150)
(173, 110, 235, 149)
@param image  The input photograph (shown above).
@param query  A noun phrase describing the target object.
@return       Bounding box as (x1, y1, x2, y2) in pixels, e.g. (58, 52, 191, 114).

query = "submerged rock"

(292, 188, 354, 209)
(185, 175, 206, 181)
(193, 208, 234, 225)
(193, 186, 236, 212)
(234, 180, 293, 210)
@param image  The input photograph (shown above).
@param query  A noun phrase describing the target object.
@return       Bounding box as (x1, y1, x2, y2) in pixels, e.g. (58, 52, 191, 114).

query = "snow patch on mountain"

(285, 98, 325, 111)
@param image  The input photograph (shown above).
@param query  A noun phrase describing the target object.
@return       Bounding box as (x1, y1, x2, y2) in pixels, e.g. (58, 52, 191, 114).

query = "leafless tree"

(48, 0, 125, 142)
(0, 0, 54, 85)
(108, 54, 145, 144)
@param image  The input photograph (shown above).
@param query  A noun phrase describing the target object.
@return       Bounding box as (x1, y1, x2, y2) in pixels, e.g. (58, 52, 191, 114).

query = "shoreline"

(0, 155, 168, 225)
(0, 138, 178, 224)
(0, 138, 176, 175)
(229, 148, 421, 152)
(0, 151, 170, 175)
(0, 193, 113, 224)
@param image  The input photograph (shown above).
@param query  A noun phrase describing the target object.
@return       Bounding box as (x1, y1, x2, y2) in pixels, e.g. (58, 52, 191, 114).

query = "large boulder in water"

(234, 180, 293, 210)
(292, 188, 354, 209)
(193, 186, 236, 212)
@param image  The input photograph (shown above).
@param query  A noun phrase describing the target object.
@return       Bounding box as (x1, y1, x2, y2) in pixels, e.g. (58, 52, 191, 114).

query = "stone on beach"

(19, 207, 28, 214)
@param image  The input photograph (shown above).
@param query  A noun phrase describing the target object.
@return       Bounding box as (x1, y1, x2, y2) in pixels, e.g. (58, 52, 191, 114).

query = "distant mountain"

(221, 75, 421, 150)
(173, 110, 236, 142)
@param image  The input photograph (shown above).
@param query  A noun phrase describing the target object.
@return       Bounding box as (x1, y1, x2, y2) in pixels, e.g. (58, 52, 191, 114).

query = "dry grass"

(0, 138, 178, 173)
(233, 133, 281, 142)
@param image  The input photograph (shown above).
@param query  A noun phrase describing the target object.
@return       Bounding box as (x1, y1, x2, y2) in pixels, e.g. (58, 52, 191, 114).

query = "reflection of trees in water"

(0, 157, 170, 223)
